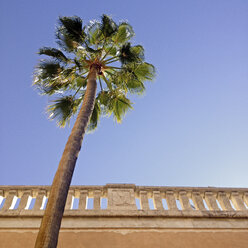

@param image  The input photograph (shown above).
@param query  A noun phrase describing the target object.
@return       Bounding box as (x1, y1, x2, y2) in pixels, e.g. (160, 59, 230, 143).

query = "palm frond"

(125, 78, 145, 94)
(87, 20, 103, 45)
(36, 60, 62, 79)
(108, 46, 117, 56)
(75, 76, 87, 88)
(101, 73, 113, 90)
(35, 79, 69, 95)
(111, 92, 133, 123)
(56, 16, 85, 52)
(62, 67, 75, 77)
(109, 65, 146, 95)
(56, 32, 77, 52)
(58, 16, 85, 43)
(118, 43, 144, 64)
(47, 94, 84, 127)
(100, 14, 118, 38)
(112, 22, 134, 44)
(38, 47, 68, 62)
(130, 45, 144, 61)
(133, 62, 155, 81)
(98, 90, 133, 123)
(87, 100, 101, 131)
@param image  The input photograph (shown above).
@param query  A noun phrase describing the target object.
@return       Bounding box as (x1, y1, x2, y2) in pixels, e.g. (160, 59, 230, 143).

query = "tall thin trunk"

(35, 67, 98, 248)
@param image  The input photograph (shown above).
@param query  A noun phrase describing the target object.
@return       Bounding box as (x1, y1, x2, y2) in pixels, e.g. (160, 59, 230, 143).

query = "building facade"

(0, 184, 248, 247)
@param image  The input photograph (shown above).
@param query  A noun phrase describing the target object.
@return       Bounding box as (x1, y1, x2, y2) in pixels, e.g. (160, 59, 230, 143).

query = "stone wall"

(0, 184, 248, 247)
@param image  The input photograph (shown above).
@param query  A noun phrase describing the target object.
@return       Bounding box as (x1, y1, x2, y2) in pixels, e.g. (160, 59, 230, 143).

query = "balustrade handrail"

(0, 184, 247, 217)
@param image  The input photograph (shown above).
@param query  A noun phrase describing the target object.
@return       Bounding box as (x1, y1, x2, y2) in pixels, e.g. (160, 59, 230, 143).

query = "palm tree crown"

(34, 14, 155, 129)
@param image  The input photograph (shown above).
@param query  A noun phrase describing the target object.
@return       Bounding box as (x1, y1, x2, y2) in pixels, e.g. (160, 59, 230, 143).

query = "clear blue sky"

(0, 0, 247, 187)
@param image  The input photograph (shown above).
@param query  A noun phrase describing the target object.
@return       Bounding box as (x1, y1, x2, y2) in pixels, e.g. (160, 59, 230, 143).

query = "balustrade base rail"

(0, 184, 247, 218)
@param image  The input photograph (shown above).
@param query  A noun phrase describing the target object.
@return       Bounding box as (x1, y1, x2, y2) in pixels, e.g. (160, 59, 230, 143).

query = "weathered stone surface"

(33, 190, 46, 211)
(165, 191, 178, 210)
(218, 192, 233, 211)
(231, 192, 247, 210)
(179, 191, 192, 211)
(107, 187, 137, 210)
(192, 192, 206, 210)
(153, 191, 163, 210)
(140, 191, 149, 210)
(205, 191, 220, 210)
(0, 184, 248, 247)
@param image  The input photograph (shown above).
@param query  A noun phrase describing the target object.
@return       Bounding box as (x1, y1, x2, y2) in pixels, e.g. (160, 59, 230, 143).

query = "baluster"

(205, 192, 220, 210)
(218, 192, 233, 211)
(18, 190, 32, 210)
(192, 192, 206, 210)
(93, 190, 101, 210)
(33, 190, 46, 210)
(153, 191, 163, 210)
(140, 191, 149, 210)
(1, 190, 17, 211)
(231, 192, 247, 210)
(166, 191, 178, 210)
(78, 190, 88, 210)
(179, 191, 192, 210)
(65, 190, 74, 210)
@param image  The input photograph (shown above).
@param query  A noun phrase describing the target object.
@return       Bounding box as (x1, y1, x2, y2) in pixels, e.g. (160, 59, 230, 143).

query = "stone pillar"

(33, 190, 46, 210)
(166, 191, 178, 210)
(1, 190, 17, 211)
(153, 191, 164, 210)
(18, 190, 32, 210)
(231, 192, 247, 210)
(140, 191, 149, 210)
(205, 192, 220, 211)
(192, 192, 206, 210)
(78, 190, 88, 210)
(218, 192, 233, 211)
(179, 191, 192, 210)
(93, 190, 101, 210)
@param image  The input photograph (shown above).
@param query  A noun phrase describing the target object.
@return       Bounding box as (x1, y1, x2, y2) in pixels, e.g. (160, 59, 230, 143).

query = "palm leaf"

(75, 76, 87, 88)
(109, 66, 145, 95)
(56, 31, 78, 52)
(87, 20, 103, 45)
(100, 14, 118, 38)
(112, 22, 134, 44)
(118, 43, 144, 64)
(47, 94, 84, 127)
(38, 47, 68, 62)
(58, 16, 85, 43)
(56, 16, 85, 52)
(87, 100, 101, 131)
(36, 60, 62, 79)
(98, 90, 133, 122)
(133, 62, 155, 81)
(125, 78, 145, 94)
(35, 79, 69, 95)
(111, 92, 133, 122)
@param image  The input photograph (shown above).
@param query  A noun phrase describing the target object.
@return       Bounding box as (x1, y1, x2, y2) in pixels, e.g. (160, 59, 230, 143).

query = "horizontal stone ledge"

(1, 216, 248, 229)
(0, 185, 248, 193)
(0, 210, 248, 218)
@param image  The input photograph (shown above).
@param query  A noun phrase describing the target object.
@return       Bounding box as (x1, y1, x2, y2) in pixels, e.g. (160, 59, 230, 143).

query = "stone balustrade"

(0, 184, 247, 218)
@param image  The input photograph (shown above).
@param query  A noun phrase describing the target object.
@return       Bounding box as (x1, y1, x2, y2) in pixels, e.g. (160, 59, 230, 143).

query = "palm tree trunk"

(35, 66, 98, 248)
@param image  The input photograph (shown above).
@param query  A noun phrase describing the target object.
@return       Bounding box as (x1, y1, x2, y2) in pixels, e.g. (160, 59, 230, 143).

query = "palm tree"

(33, 14, 155, 248)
